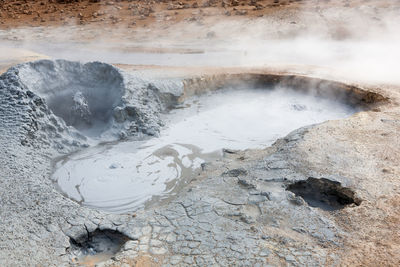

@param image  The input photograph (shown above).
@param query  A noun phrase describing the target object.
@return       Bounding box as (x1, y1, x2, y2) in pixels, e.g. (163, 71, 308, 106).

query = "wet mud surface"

(52, 86, 357, 213)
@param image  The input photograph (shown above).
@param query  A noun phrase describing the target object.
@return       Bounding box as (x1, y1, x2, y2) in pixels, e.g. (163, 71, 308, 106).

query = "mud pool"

(52, 87, 358, 213)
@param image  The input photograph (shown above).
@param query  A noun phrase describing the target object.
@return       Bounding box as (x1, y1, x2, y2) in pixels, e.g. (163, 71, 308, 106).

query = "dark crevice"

(69, 228, 130, 263)
(286, 177, 362, 211)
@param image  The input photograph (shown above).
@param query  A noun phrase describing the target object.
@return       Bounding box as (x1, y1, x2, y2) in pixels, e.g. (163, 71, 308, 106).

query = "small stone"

(109, 163, 119, 169)
(259, 249, 271, 257)
(238, 178, 255, 189)
(223, 168, 248, 177)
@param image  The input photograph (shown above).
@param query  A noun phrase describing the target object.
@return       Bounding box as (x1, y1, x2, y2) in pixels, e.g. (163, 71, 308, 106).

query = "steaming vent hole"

(18, 60, 124, 135)
(287, 177, 362, 211)
(69, 229, 130, 264)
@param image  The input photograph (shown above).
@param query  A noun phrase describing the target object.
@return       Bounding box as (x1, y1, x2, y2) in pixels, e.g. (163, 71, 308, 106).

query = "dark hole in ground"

(286, 177, 362, 211)
(69, 229, 130, 264)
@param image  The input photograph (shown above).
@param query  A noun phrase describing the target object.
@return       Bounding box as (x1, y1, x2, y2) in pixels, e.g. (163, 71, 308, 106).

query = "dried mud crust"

(0, 0, 398, 29)
(1, 59, 399, 266)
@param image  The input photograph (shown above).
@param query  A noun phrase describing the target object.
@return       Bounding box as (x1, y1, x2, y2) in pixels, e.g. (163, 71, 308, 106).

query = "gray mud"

(52, 87, 358, 213)
(0, 60, 384, 266)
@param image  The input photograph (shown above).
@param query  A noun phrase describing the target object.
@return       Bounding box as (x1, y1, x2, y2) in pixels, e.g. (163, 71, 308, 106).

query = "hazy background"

(1, 3, 399, 84)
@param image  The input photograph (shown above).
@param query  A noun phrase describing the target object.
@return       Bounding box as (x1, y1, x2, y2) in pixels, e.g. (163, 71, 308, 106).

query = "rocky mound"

(0, 59, 182, 152)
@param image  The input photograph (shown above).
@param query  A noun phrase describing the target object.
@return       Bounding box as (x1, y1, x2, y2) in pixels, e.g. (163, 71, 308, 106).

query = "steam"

(1, 4, 399, 84)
